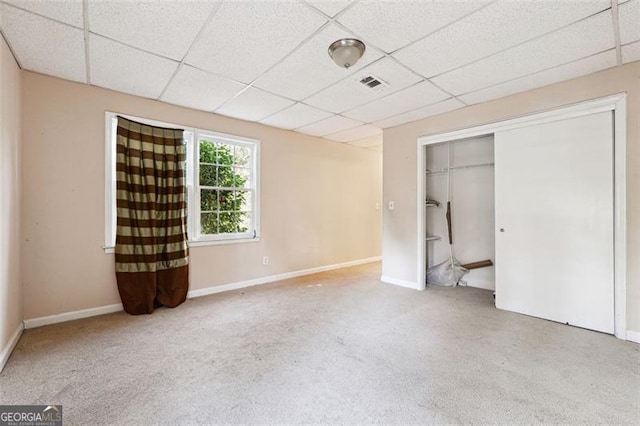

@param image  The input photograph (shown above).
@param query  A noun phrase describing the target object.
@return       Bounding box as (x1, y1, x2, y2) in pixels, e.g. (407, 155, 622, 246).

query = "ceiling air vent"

(358, 75, 389, 92)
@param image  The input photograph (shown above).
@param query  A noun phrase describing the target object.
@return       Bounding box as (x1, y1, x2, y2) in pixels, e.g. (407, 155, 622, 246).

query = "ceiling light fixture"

(328, 38, 366, 69)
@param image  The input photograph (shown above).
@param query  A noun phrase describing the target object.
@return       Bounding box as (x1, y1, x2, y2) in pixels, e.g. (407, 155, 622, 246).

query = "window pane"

(220, 191, 248, 212)
(199, 140, 216, 163)
(216, 143, 234, 165)
(199, 164, 218, 187)
(201, 212, 218, 235)
(238, 190, 251, 211)
(217, 165, 234, 187)
(218, 190, 234, 211)
(200, 189, 218, 211)
(233, 191, 249, 211)
(238, 211, 252, 233)
(219, 211, 241, 234)
(234, 145, 250, 166)
(234, 167, 250, 188)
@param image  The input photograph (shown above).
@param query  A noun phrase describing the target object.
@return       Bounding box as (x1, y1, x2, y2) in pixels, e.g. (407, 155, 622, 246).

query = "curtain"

(115, 116, 189, 315)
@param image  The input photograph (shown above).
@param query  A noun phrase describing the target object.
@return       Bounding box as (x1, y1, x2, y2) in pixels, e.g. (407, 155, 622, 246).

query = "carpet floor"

(1, 262, 639, 424)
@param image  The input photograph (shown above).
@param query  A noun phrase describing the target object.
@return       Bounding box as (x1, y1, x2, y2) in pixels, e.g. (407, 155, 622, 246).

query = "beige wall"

(382, 61, 640, 333)
(0, 36, 22, 354)
(21, 72, 382, 320)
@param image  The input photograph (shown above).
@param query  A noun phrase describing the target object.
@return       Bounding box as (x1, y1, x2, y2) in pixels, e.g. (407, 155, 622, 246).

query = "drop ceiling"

(1, 0, 638, 151)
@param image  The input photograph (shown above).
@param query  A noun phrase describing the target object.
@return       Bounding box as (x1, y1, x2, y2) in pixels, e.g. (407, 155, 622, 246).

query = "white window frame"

(191, 130, 260, 245)
(104, 112, 260, 253)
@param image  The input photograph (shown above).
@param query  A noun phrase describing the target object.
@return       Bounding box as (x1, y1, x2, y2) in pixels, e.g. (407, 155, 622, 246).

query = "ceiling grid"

(82, 0, 90, 84)
(0, 0, 637, 150)
(156, 1, 224, 101)
(611, 0, 623, 65)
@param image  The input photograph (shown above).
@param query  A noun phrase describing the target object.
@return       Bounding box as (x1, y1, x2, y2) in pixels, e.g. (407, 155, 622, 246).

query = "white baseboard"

(462, 278, 495, 291)
(1, 322, 24, 373)
(23, 304, 123, 329)
(23, 256, 382, 329)
(188, 256, 382, 298)
(626, 330, 640, 343)
(380, 275, 420, 290)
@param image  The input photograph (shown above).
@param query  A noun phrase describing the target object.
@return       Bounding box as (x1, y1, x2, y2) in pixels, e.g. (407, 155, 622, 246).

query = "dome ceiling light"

(328, 38, 366, 69)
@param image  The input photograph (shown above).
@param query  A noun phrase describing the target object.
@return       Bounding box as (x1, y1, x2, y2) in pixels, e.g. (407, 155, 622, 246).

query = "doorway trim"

(416, 94, 627, 340)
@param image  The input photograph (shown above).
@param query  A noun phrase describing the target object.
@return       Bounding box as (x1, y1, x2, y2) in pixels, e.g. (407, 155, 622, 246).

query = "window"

(104, 112, 260, 252)
(195, 132, 258, 241)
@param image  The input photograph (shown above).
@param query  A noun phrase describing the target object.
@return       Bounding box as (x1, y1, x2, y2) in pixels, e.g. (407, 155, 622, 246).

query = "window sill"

(103, 237, 260, 254)
(188, 237, 261, 248)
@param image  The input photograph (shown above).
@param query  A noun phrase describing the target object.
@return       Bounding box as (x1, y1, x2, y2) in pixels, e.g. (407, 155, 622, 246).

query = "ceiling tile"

(619, 0, 640, 45)
(0, 4, 86, 82)
(431, 11, 615, 95)
(372, 98, 465, 129)
(259, 103, 333, 130)
(393, 0, 610, 78)
(324, 124, 381, 142)
(2, 0, 83, 27)
(459, 50, 617, 105)
(90, 35, 178, 99)
(347, 135, 383, 148)
(295, 115, 362, 136)
(186, 1, 326, 84)
(215, 87, 295, 122)
(304, 0, 354, 17)
(304, 57, 422, 113)
(337, 1, 488, 53)
(342, 81, 449, 123)
(160, 65, 246, 112)
(622, 40, 640, 64)
(253, 24, 383, 101)
(88, 1, 217, 61)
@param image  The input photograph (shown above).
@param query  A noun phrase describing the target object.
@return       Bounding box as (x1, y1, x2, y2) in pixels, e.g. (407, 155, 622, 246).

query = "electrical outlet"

(262, 256, 269, 265)
(375, 202, 380, 210)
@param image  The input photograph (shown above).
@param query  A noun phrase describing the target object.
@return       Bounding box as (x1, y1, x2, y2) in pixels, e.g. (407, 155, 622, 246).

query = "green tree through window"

(199, 140, 252, 235)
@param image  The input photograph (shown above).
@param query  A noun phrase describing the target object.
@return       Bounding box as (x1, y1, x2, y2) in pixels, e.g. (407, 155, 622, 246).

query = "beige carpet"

(1, 263, 639, 424)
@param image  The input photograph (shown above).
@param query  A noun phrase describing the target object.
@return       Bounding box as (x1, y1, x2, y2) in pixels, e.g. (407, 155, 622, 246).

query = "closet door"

(494, 111, 614, 333)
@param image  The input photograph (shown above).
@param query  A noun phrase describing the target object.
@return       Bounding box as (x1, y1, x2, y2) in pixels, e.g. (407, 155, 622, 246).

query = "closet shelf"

(426, 162, 495, 175)
(426, 235, 441, 241)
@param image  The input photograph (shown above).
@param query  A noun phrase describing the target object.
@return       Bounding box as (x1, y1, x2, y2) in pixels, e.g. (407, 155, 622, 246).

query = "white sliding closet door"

(494, 111, 614, 333)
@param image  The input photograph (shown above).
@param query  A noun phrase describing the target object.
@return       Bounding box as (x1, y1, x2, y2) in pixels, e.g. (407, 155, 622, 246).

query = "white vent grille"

(358, 75, 389, 92)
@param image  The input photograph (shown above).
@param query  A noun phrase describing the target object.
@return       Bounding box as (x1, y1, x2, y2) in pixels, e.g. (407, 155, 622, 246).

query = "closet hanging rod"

(425, 162, 495, 175)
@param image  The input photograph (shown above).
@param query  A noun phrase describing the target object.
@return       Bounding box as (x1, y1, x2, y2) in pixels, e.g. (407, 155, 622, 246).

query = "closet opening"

(424, 135, 495, 291)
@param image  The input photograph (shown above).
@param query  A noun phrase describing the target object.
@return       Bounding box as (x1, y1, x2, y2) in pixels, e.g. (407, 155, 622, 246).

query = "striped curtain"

(115, 117, 189, 315)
